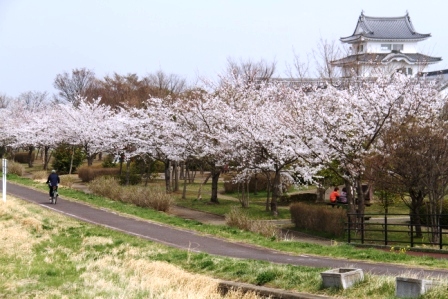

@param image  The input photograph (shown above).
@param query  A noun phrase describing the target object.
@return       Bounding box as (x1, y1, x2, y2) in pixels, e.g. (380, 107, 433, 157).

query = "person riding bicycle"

(46, 170, 60, 200)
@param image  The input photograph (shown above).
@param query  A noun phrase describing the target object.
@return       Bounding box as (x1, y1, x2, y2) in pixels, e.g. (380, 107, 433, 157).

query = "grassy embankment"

(2, 162, 448, 298)
(3, 194, 448, 299)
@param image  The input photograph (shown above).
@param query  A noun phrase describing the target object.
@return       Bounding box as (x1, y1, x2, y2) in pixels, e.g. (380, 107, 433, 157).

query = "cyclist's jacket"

(46, 173, 60, 186)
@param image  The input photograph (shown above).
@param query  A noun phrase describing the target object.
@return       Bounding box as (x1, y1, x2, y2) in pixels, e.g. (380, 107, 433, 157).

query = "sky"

(1, 0, 448, 98)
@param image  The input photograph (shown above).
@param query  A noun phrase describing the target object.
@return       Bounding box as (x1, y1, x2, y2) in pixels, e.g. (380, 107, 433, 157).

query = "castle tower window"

(392, 44, 403, 51)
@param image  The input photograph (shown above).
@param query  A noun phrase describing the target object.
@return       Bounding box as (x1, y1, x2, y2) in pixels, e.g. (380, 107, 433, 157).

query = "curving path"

(5, 181, 448, 279)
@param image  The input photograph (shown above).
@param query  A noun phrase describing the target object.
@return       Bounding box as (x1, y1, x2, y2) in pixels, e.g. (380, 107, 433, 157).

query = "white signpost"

(2, 159, 6, 202)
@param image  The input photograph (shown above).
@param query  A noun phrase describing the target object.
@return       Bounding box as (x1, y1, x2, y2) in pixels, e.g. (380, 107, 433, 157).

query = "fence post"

(384, 214, 388, 246)
(410, 220, 414, 248)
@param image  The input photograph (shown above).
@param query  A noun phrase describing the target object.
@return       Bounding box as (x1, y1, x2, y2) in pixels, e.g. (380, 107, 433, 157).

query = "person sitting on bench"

(329, 187, 339, 207)
(338, 187, 348, 204)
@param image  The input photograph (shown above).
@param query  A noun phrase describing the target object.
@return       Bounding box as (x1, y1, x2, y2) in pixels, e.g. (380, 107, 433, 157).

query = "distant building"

(331, 11, 442, 77)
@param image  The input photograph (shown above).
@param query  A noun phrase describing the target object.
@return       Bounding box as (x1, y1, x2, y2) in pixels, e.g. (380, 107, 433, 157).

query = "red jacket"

(329, 191, 339, 203)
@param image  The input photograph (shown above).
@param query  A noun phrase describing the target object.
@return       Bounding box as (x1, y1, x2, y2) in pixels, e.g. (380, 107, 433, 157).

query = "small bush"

(417, 201, 448, 227)
(290, 202, 345, 237)
(60, 175, 77, 188)
(255, 270, 277, 286)
(118, 173, 142, 185)
(89, 176, 122, 199)
(102, 154, 118, 168)
(121, 185, 172, 211)
(153, 160, 165, 173)
(89, 177, 172, 212)
(225, 206, 278, 239)
(279, 193, 317, 205)
(32, 170, 48, 181)
(14, 152, 34, 164)
(78, 166, 120, 182)
(7, 161, 25, 176)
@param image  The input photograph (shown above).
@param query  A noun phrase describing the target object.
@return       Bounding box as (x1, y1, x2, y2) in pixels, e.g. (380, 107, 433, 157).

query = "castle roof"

(340, 12, 431, 43)
(331, 52, 441, 66)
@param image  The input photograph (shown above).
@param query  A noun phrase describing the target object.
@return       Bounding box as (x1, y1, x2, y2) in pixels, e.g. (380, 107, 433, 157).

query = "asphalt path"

(6, 182, 448, 280)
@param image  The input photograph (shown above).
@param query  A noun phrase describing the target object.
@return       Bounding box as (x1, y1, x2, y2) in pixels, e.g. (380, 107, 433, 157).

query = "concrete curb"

(218, 280, 333, 299)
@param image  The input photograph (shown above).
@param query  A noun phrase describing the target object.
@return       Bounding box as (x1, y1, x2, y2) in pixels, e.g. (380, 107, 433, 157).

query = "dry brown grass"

(0, 196, 263, 298)
(225, 206, 279, 239)
(290, 202, 346, 237)
(32, 170, 48, 181)
(60, 174, 78, 188)
(7, 161, 25, 176)
(89, 176, 173, 212)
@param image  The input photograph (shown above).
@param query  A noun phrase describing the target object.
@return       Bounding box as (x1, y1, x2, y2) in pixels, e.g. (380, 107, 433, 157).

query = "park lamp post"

(2, 158, 6, 202)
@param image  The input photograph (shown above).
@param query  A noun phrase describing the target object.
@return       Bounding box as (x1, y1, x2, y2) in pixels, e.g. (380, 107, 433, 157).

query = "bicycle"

(50, 185, 58, 204)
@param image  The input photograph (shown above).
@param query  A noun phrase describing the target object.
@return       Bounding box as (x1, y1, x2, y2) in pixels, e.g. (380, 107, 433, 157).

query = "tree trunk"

(210, 167, 220, 204)
(316, 187, 326, 203)
(253, 174, 258, 195)
(43, 146, 52, 170)
(27, 146, 34, 168)
(181, 161, 188, 199)
(270, 169, 281, 216)
(172, 161, 179, 192)
(87, 154, 94, 166)
(179, 161, 184, 180)
(119, 154, 124, 176)
(68, 146, 75, 175)
(265, 172, 271, 212)
(164, 159, 171, 193)
(125, 159, 131, 186)
(197, 172, 212, 200)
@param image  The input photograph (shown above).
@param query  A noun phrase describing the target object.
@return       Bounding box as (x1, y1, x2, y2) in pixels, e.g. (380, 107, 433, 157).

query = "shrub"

(88, 176, 122, 199)
(225, 206, 279, 239)
(14, 152, 35, 164)
(6, 161, 25, 176)
(78, 166, 120, 182)
(279, 193, 317, 205)
(417, 201, 448, 227)
(60, 174, 77, 188)
(118, 173, 142, 185)
(153, 160, 165, 173)
(89, 177, 172, 212)
(121, 185, 172, 211)
(52, 144, 85, 174)
(102, 154, 118, 168)
(290, 202, 346, 237)
(32, 171, 48, 181)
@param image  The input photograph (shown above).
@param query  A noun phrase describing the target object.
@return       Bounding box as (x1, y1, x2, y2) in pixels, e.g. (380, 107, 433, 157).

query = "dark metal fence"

(346, 213, 448, 249)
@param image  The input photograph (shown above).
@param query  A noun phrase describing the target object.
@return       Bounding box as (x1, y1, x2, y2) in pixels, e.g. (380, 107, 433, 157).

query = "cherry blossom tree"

(58, 98, 117, 167)
(281, 73, 446, 220)
(219, 79, 317, 214)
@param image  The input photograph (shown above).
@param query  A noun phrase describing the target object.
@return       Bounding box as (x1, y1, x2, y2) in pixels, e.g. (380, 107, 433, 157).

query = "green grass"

(174, 196, 291, 220)
(0, 197, 395, 298)
(3, 191, 448, 298)
(6, 174, 448, 271)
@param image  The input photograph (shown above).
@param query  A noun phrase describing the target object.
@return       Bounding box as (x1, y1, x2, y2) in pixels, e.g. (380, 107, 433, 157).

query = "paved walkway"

(6, 181, 448, 281)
